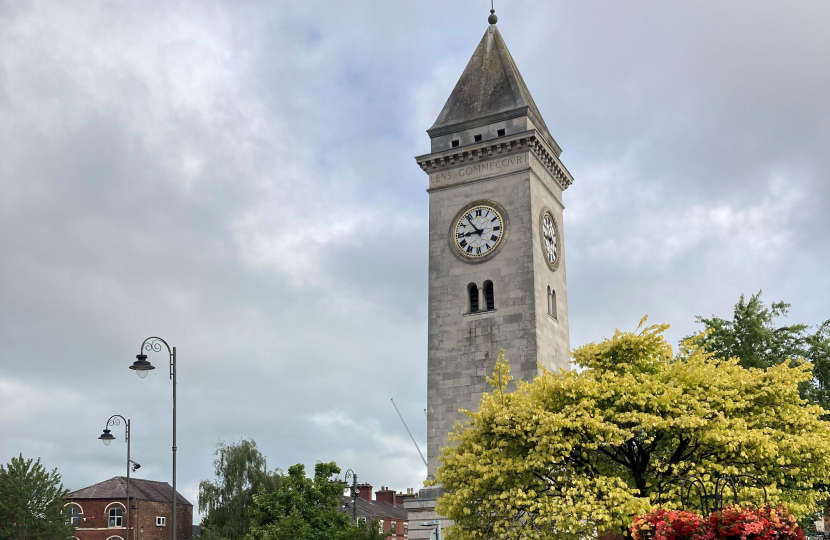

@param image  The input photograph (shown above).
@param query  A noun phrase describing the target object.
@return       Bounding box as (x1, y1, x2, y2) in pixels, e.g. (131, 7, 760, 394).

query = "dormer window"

(474, 134, 482, 142)
(497, 129, 506, 137)
(451, 139, 460, 148)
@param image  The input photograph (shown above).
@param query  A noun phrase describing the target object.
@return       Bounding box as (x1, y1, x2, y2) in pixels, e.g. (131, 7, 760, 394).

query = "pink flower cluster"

(705, 505, 805, 540)
(631, 508, 706, 540)
(631, 506, 805, 540)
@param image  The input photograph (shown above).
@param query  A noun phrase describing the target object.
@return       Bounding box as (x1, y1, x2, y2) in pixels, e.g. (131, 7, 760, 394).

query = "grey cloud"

(1, 0, 828, 517)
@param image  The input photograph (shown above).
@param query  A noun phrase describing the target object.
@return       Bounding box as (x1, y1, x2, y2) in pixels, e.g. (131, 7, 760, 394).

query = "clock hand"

(465, 216, 484, 235)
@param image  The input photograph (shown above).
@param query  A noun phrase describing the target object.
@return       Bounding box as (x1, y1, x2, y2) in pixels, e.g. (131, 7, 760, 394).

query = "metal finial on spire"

(488, 0, 498, 24)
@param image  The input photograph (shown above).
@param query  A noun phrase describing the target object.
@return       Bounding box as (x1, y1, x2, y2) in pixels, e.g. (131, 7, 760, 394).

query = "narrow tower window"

(548, 287, 558, 320)
(468, 283, 479, 313)
(484, 281, 495, 311)
(547, 286, 551, 315)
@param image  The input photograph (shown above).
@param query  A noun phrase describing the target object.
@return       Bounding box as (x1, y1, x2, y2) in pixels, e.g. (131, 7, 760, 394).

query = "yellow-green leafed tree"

(434, 320, 830, 540)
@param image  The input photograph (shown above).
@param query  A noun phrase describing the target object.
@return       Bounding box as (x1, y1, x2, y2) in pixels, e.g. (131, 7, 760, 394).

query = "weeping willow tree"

(198, 439, 282, 540)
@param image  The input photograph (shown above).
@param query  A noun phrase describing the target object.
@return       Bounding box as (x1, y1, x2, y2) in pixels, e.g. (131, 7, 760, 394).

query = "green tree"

(0, 454, 73, 540)
(690, 291, 830, 410)
(198, 439, 283, 540)
(246, 462, 388, 540)
(434, 321, 830, 540)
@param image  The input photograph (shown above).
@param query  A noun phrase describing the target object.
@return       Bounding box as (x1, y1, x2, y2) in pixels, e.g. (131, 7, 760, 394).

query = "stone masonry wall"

(428, 149, 552, 477)
(425, 143, 571, 477)
(529, 158, 570, 374)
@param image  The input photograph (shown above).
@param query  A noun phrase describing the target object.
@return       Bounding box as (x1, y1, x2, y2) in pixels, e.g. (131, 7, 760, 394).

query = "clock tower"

(419, 14, 574, 480)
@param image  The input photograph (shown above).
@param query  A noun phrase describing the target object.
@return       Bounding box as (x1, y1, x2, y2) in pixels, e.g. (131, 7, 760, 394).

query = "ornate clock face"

(453, 204, 505, 259)
(541, 210, 559, 269)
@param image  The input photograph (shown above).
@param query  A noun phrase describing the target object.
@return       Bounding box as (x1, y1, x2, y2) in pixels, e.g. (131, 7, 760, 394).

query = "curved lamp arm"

(138, 336, 174, 379)
(343, 469, 358, 522)
(99, 414, 129, 445)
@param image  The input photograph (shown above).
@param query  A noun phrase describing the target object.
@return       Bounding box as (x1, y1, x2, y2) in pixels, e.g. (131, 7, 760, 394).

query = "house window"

(483, 281, 494, 311)
(497, 128, 505, 137)
(108, 507, 123, 527)
(357, 516, 367, 526)
(391, 521, 397, 534)
(451, 139, 459, 148)
(404, 522, 409, 534)
(66, 506, 81, 525)
(467, 283, 479, 313)
(156, 516, 166, 526)
(474, 134, 482, 142)
(378, 519, 384, 533)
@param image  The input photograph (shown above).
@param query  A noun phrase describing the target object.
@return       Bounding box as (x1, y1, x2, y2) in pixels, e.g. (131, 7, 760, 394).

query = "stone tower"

(419, 18, 574, 478)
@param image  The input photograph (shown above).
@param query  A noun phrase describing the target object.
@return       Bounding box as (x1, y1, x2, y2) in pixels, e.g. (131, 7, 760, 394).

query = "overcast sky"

(2, 0, 829, 519)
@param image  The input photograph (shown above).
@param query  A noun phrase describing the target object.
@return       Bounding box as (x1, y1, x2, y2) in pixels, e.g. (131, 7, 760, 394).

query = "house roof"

(69, 477, 192, 506)
(341, 496, 408, 521)
(428, 23, 556, 150)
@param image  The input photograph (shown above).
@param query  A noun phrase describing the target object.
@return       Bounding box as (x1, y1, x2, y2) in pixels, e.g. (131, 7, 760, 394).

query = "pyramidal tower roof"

(428, 22, 557, 151)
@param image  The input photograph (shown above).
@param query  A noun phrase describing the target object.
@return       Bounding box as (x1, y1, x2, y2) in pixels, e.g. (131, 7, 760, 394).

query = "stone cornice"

(414, 130, 574, 191)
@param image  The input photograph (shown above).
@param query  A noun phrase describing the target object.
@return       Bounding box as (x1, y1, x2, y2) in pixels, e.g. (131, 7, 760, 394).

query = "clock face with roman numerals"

(539, 208, 560, 271)
(452, 204, 505, 259)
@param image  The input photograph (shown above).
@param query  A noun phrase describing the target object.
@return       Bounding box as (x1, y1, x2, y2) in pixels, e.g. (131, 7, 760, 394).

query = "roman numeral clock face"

(539, 208, 560, 271)
(452, 203, 505, 260)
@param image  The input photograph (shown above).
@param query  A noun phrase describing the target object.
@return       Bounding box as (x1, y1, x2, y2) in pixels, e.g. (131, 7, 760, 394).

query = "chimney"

(357, 483, 373, 502)
(394, 487, 418, 506)
(375, 486, 395, 505)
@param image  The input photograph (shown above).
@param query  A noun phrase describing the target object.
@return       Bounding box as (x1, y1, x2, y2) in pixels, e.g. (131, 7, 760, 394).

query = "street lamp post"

(129, 336, 177, 540)
(98, 415, 140, 540)
(421, 520, 443, 540)
(343, 469, 359, 523)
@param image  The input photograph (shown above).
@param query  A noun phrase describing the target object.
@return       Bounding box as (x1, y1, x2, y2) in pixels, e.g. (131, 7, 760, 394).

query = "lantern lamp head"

(99, 428, 116, 446)
(130, 354, 155, 379)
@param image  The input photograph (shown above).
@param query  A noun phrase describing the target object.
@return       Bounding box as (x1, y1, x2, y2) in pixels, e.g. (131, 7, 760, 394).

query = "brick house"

(67, 477, 193, 540)
(340, 483, 416, 539)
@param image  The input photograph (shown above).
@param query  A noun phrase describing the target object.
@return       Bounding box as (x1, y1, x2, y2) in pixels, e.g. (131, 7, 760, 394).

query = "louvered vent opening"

(468, 284, 479, 313)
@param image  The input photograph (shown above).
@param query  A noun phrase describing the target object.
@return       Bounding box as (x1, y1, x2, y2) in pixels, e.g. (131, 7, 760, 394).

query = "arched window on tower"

(548, 287, 558, 320)
(483, 281, 494, 311)
(467, 283, 479, 313)
(547, 286, 551, 315)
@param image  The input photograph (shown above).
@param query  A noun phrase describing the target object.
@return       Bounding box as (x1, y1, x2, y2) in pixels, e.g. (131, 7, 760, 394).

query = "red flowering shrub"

(705, 505, 805, 540)
(631, 509, 707, 540)
(631, 506, 805, 540)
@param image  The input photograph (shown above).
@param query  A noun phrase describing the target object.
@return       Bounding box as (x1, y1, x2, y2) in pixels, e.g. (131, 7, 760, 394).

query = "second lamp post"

(98, 415, 140, 540)
(344, 469, 359, 523)
(129, 336, 178, 540)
